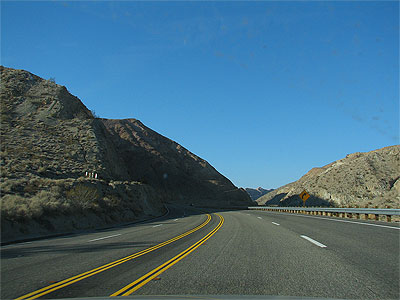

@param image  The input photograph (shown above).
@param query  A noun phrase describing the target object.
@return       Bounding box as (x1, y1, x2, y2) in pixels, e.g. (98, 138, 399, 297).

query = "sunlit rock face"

(257, 145, 400, 208)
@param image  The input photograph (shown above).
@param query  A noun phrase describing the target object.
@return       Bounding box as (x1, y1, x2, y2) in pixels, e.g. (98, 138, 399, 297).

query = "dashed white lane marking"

(152, 224, 163, 228)
(257, 217, 262, 219)
(174, 219, 178, 221)
(271, 222, 280, 226)
(88, 234, 122, 242)
(301, 235, 327, 248)
(1, 241, 33, 248)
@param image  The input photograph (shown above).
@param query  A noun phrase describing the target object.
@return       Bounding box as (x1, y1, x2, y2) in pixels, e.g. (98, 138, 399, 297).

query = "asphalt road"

(1, 205, 399, 300)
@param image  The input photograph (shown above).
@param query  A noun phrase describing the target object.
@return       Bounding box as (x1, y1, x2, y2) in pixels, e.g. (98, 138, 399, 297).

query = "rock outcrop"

(0, 66, 252, 242)
(257, 145, 400, 208)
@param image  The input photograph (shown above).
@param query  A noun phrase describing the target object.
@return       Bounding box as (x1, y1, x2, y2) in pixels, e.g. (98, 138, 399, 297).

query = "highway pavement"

(1, 205, 399, 300)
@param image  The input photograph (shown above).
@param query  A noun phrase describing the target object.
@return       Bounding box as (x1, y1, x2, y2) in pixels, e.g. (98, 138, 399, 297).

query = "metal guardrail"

(248, 206, 400, 222)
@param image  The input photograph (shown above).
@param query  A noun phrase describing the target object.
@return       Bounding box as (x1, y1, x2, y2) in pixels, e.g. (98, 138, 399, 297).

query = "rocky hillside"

(0, 66, 251, 242)
(257, 145, 400, 208)
(102, 119, 252, 207)
(245, 187, 274, 201)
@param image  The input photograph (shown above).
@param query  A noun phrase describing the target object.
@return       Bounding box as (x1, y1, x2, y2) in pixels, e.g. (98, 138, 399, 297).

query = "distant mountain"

(0, 66, 252, 242)
(245, 187, 274, 201)
(257, 146, 400, 208)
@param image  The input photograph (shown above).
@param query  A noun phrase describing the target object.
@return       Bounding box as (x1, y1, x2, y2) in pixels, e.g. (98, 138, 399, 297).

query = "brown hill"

(0, 66, 251, 242)
(101, 118, 251, 207)
(257, 145, 400, 208)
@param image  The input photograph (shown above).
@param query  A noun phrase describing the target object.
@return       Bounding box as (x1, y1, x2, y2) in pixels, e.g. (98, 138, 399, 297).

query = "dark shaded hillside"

(102, 119, 253, 207)
(0, 66, 251, 242)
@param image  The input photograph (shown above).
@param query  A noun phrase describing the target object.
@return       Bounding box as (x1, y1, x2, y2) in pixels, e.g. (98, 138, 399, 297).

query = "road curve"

(1, 206, 399, 300)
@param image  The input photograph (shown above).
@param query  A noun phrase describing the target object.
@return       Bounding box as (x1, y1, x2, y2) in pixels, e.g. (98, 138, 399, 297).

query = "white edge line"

(301, 235, 327, 248)
(257, 217, 262, 219)
(88, 233, 122, 242)
(263, 211, 400, 230)
(152, 224, 163, 228)
(271, 222, 280, 226)
(174, 219, 178, 221)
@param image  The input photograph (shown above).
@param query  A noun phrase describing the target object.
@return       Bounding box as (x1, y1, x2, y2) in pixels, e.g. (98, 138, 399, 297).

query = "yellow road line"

(110, 213, 224, 296)
(14, 214, 211, 300)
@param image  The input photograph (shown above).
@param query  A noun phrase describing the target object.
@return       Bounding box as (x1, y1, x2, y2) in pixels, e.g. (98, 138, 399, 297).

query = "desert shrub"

(0, 179, 14, 193)
(1, 194, 28, 220)
(103, 194, 121, 208)
(0, 187, 66, 221)
(1, 194, 44, 221)
(65, 184, 100, 211)
(23, 179, 42, 194)
(38, 166, 47, 174)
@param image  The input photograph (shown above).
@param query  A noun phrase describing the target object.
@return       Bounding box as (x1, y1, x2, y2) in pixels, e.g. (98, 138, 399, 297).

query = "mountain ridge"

(256, 145, 400, 208)
(245, 187, 274, 201)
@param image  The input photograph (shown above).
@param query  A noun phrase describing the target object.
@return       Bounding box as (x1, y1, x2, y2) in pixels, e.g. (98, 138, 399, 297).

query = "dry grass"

(1, 189, 67, 221)
(0, 177, 154, 223)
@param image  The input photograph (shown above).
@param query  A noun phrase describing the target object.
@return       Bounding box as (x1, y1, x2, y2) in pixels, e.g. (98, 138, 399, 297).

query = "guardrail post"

(247, 207, 397, 222)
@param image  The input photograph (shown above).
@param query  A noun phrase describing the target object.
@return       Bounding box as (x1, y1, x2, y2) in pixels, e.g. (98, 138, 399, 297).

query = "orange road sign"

(299, 190, 310, 202)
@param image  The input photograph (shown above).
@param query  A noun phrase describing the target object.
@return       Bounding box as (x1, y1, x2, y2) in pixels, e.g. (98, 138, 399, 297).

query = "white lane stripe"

(263, 211, 400, 230)
(257, 217, 262, 219)
(88, 234, 121, 242)
(174, 219, 178, 221)
(301, 235, 327, 248)
(271, 222, 280, 226)
(152, 224, 162, 228)
(1, 242, 32, 249)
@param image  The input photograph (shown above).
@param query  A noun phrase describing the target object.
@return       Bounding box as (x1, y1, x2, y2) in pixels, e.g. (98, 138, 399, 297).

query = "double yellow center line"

(15, 214, 211, 300)
(111, 213, 224, 296)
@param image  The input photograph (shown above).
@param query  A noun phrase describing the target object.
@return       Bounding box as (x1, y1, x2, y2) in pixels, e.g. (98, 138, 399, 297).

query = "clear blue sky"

(2, 1, 399, 189)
